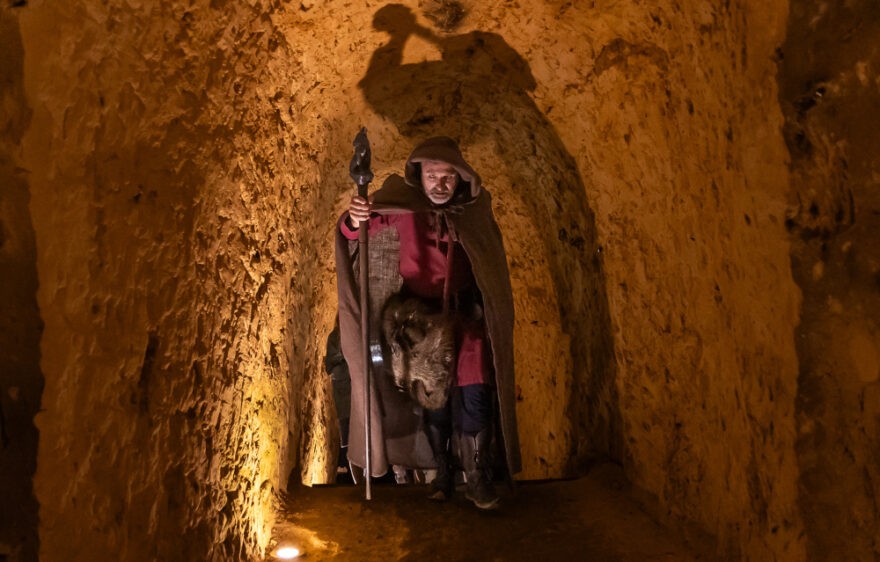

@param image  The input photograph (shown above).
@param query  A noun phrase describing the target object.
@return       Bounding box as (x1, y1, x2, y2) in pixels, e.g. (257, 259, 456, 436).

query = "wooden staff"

(349, 127, 374, 500)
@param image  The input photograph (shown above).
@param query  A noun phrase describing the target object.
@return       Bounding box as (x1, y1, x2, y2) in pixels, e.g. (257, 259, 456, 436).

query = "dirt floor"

(271, 464, 712, 561)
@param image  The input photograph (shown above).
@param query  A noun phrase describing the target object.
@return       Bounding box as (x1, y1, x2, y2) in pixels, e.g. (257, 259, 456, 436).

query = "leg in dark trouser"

(424, 404, 453, 500)
(454, 384, 500, 510)
(331, 367, 353, 484)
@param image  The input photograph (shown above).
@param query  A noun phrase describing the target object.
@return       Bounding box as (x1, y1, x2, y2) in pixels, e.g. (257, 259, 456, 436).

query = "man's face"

(420, 160, 460, 205)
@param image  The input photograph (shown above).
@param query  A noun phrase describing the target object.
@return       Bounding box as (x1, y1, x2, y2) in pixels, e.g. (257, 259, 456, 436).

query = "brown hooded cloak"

(334, 137, 521, 477)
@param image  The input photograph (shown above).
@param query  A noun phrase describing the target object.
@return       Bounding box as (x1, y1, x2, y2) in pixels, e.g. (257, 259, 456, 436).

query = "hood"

(404, 136, 482, 203)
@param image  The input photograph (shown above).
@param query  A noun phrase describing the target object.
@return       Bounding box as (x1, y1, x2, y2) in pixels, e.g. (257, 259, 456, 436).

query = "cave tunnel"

(1, 0, 879, 560)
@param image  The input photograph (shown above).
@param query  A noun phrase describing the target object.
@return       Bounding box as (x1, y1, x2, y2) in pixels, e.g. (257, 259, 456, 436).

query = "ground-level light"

(274, 545, 301, 559)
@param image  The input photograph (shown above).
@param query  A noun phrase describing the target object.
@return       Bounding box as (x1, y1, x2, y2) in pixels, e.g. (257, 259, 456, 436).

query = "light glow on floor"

(274, 545, 301, 559)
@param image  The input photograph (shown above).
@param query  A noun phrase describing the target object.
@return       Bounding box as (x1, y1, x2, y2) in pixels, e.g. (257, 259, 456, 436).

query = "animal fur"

(382, 295, 456, 410)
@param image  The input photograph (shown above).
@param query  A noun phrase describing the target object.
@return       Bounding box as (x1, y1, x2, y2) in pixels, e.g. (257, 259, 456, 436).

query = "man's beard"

(428, 191, 452, 203)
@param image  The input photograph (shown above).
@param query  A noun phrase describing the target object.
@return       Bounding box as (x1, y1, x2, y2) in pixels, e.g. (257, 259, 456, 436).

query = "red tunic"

(341, 212, 491, 386)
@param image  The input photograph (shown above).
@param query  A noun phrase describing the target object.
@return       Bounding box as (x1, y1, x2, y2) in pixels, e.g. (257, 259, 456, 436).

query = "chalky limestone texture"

(11, 0, 810, 560)
(20, 1, 313, 559)
(543, 2, 804, 559)
(291, 0, 614, 485)
(780, 1, 880, 559)
(293, 1, 803, 559)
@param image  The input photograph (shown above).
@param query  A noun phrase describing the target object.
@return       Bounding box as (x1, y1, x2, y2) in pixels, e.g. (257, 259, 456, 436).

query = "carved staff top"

(350, 127, 374, 187)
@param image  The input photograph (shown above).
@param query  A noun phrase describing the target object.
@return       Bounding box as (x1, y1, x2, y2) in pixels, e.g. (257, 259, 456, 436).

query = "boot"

(459, 428, 500, 510)
(392, 465, 411, 485)
(425, 421, 454, 501)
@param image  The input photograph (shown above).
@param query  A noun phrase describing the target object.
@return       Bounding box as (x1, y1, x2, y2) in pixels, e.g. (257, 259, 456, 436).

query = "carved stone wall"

(0, 6, 41, 561)
(780, 1, 880, 559)
(18, 1, 314, 559)
(0, 0, 831, 560)
(291, 2, 803, 559)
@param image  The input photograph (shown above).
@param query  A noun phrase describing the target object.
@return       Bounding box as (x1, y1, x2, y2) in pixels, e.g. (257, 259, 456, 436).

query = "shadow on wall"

(779, 0, 880, 558)
(358, 4, 620, 470)
(0, 6, 41, 562)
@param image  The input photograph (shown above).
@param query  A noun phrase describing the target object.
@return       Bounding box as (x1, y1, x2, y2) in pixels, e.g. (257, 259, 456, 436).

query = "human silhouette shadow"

(358, 5, 620, 468)
(359, 5, 536, 133)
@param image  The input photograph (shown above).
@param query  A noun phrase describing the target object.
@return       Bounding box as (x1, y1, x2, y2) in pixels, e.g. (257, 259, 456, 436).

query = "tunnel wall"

(779, 1, 880, 559)
(0, 6, 41, 561)
(8, 0, 816, 560)
(292, 0, 619, 484)
(19, 1, 312, 559)
(529, 2, 804, 558)
(294, 2, 805, 559)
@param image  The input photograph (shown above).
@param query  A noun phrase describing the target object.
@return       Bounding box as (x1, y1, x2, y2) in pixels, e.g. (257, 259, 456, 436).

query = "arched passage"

(293, 3, 616, 484)
(4, 0, 818, 560)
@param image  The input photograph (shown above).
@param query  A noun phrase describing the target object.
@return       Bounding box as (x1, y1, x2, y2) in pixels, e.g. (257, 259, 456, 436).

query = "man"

(334, 136, 519, 510)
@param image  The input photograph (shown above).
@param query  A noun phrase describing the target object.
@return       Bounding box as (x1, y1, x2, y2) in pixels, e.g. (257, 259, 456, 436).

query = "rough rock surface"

(531, 2, 802, 559)
(270, 2, 803, 559)
(19, 1, 310, 559)
(282, 1, 804, 559)
(0, 6, 41, 561)
(779, 1, 880, 559)
(3, 0, 817, 560)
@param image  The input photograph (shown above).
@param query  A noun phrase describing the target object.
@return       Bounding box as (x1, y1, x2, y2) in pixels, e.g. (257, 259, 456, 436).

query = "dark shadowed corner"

(0, 5, 42, 562)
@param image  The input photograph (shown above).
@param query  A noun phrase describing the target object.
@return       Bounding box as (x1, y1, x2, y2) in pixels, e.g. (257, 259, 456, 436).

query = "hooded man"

(334, 136, 519, 510)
